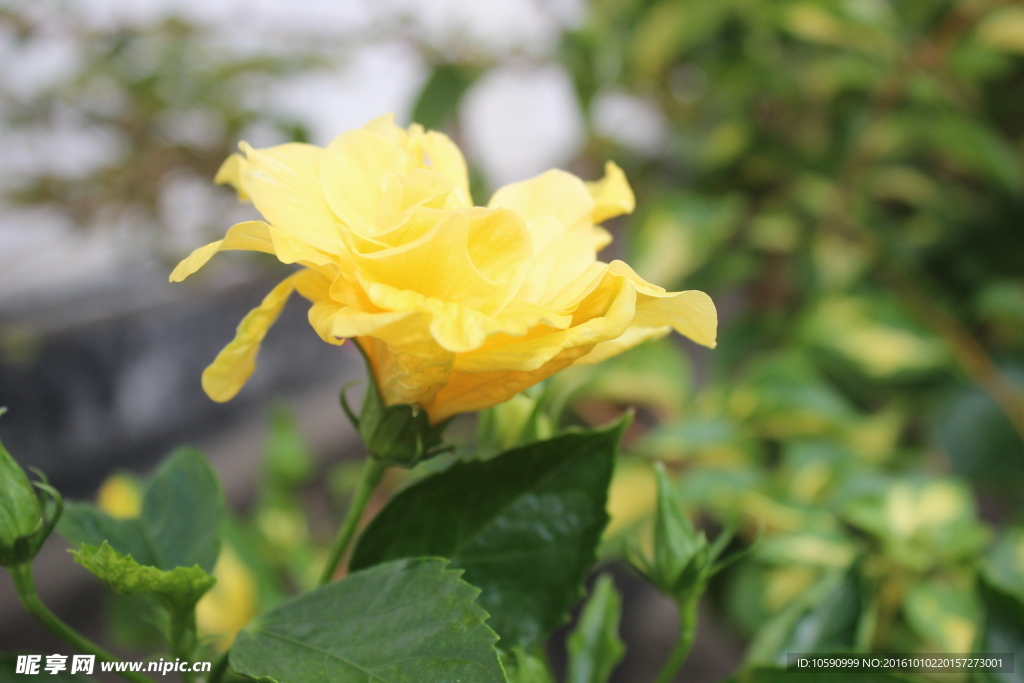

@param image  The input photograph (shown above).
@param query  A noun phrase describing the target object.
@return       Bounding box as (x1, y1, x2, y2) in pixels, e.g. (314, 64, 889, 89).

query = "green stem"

(206, 651, 229, 683)
(654, 598, 698, 683)
(169, 609, 198, 683)
(9, 562, 155, 683)
(318, 457, 388, 585)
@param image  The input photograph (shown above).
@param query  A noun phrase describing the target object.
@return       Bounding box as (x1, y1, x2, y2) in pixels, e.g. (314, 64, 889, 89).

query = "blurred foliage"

(537, 0, 1024, 668)
(6, 0, 1024, 675)
(0, 9, 321, 255)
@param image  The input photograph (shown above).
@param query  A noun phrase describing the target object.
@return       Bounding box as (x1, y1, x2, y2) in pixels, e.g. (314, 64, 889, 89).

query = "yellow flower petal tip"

(173, 116, 715, 419)
(587, 161, 636, 224)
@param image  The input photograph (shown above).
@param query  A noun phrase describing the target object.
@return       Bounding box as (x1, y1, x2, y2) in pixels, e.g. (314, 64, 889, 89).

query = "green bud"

(631, 463, 740, 608)
(342, 373, 450, 468)
(0, 412, 59, 566)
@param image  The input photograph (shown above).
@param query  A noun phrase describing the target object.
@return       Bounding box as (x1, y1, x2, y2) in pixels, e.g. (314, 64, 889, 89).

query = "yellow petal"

(239, 142, 345, 255)
(202, 272, 317, 402)
(632, 289, 718, 348)
(376, 168, 454, 230)
(414, 129, 472, 207)
(586, 161, 635, 223)
(489, 169, 596, 243)
(215, 153, 250, 201)
(268, 225, 336, 271)
(593, 226, 614, 252)
(320, 127, 407, 236)
(349, 207, 531, 314)
(169, 221, 275, 282)
(453, 273, 637, 373)
(428, 346, 589, 423)
(573, 325, 672, 365)
(361, 335, 455, 408)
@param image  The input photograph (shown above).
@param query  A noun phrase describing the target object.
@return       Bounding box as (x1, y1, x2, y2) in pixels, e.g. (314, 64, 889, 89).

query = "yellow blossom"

(96, 474, 142, 519)
(195, 545, 257, 651)
(172, 115, 717, 423)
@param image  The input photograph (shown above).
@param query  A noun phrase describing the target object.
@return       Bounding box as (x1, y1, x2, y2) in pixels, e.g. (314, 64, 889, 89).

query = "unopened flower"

(172, 115, 716, 423)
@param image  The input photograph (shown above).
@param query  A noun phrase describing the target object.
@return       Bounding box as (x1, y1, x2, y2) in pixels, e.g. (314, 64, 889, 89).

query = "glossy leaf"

(230, 558, 505, 683)
(72, 541, 215, 612)
(351, 419, 626, 648)
(59, 447, 223, 573)
(566, 574, 625, 683)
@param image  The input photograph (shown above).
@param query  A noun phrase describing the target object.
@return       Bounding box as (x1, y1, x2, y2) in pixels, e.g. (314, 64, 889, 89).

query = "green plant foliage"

(412, 64, 481, 130)
(566, 574, 625, 683)
(229, 558, 506, 683)
(72, 541, 215, 613)
(744, 569, 864, 667)
(976, 577, 1024, 683)
(59, 447, 223, 573)
(351, 419, 626, 648)
(502, 649, 554, 683)
(730, 669, 921, 683)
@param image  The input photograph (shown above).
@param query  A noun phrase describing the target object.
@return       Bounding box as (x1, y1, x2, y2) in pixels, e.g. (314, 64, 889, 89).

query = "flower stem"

(206, 651, 229, 683)
(318, 457, 388, 585)
(653, 598, 698, 683)
(9, 562, 155, 683)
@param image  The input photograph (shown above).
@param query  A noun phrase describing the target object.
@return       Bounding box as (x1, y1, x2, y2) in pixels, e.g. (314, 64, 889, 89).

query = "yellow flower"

(172, 115, 717, 423)
(96, 474, 142, 519)
(195, 545, 257, 651)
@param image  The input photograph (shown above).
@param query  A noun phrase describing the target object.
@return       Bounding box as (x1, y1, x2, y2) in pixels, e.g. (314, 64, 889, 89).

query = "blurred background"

(1, 0, 1024, 680)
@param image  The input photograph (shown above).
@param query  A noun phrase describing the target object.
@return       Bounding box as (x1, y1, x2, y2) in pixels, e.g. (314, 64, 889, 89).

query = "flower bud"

(343, 373, 450, 468)
(0, 426, 46, 566)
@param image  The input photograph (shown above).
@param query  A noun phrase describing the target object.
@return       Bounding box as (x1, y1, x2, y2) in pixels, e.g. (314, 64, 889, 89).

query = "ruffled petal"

(201, 272, 310, 402)
(586, 161, 635, 224)
(239, 142, 345, 255)
(361, 335, 455, 408)
(452, 272, 637, 373)
(632, 289, 718, 348)
(489, 169, 595, 247)
(169, 221, 275, 283)
(349, 207, 531, 314)
(320, 127, 407, 236)
(427, 347, 587, 423)
(413, 129, 472, 207)
(214, 153, 249, 201)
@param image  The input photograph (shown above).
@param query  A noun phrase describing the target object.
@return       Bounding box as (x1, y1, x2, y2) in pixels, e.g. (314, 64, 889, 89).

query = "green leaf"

(745, 570, 863, 667)
(351, 420, 627, 648)
(264, 405, 314, 490)
(141, 447, 222, 571)
(986, 527, 1024, 602)
(501, 650, 554, 683)
(902, 578, 980, 654)
(230, 558, 506, 683)
(59, 447, 223, 572)
(566, 574, 625, 683)
(71, 541, 215, 612)
(976, 576, 1024, 683)
(412, 64, 479, 130)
